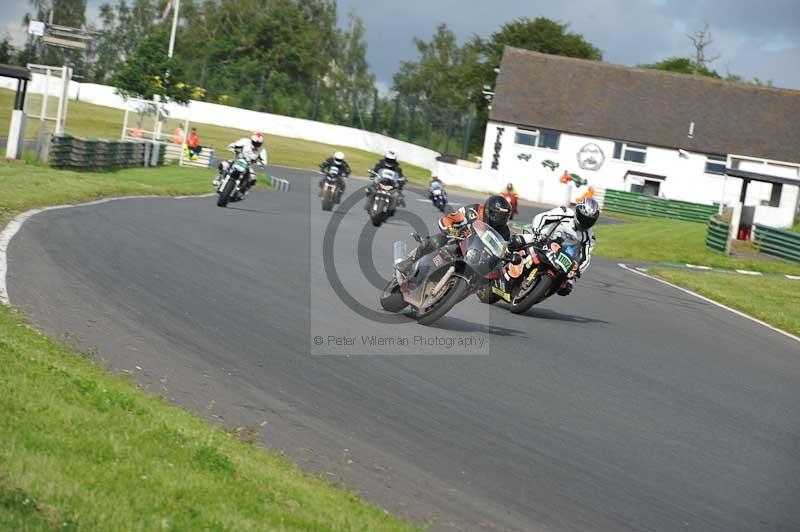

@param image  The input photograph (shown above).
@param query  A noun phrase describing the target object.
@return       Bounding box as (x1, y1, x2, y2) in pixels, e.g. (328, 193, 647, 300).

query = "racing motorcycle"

(366, 168, 403, 227)
(320, 166, 341, 211)
(216, 156, 251, 207)
(477, 231, 583, 314)
(429, 181, 448, 212)
(380, 220, 518, 325)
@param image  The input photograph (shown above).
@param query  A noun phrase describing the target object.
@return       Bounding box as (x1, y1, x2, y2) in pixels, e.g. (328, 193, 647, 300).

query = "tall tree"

(468, 17, 601, 153)
(331, 13, 374, 126)
(0, 37, 16, 64)
(686, 22, 719, 72)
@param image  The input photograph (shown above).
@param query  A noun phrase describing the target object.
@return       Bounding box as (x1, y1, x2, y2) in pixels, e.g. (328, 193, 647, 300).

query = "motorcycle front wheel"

(321, 189, 335, 211)
(217, 178, 236, 207)
(509, 275, 553, 314)
(416, 277, 468, 325)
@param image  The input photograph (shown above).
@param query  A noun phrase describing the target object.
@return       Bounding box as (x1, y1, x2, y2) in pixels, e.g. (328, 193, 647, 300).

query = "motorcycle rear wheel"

(476, 285, 500, 305)
(509, 275, 553, 314)
(379, 278, 407, 312)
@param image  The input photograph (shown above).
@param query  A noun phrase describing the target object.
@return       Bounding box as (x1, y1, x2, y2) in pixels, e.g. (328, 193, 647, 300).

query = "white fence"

(436, 161, 594, 207)
(1, 73, 441, 171)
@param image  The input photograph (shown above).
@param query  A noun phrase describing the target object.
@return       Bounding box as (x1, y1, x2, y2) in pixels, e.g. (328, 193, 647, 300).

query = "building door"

(631, 179, 661, 196)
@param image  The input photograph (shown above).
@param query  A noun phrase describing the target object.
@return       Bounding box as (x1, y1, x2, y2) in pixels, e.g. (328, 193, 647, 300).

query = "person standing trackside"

(172, 125, 185, 145)
(187, 128, 201, 160)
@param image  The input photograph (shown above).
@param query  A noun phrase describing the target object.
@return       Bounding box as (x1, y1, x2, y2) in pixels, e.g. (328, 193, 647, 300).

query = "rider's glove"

(509, 234, 527, 251)
(446, 225, 464, 238)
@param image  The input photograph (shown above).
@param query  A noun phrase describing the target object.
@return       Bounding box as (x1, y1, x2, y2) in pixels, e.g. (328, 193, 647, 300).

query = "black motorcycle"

(216, 156, 250, 207)
(380, 220, 516, 325)
(366, 168, 403, 227)
(320, 166, 342, 211)
(478, 233, 583, 314)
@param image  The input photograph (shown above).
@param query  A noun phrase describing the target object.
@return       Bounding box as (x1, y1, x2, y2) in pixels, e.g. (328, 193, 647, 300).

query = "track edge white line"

(0, 193, 213, 306)
(618, 263, 800, 345)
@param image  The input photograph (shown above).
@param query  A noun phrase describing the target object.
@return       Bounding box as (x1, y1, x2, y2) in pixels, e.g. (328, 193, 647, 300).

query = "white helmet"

(250, 132, 264, 148)
(334, 151, 345, 163)
(385, 149, 397, 162)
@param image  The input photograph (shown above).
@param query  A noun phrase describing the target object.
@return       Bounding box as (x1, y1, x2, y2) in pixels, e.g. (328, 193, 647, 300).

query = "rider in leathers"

(366, 150, 407, 210)
(215, 132, 268, 196)
(318, 151, 351, 203)
(508, 198, 600, 296)
(396, 195, 512, 274)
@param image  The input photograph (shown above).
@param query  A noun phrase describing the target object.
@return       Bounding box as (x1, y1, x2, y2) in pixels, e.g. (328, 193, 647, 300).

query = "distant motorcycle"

(477, 231, 583, 314)
(319, 166, 341, 211)
(366, 168, 403, 227)
(429, 181, 448, 212)
(215, 156, 250, 207)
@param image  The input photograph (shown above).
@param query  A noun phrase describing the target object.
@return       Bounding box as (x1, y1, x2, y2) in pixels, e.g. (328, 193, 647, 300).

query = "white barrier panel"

(1, 74, 440, 171)
(436, 161, 574, 206)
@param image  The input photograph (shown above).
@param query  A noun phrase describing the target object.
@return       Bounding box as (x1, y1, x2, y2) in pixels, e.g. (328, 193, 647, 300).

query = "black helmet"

(575, 198, 600, 230)
(483, 195, 512, 231)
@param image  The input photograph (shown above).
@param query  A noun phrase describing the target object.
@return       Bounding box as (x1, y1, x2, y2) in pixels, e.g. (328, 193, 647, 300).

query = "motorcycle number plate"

(555, 252, 573, 272)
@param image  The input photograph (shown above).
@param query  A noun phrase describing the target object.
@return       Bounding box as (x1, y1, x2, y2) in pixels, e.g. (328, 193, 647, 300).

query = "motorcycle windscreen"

(463, 220, 508, 276)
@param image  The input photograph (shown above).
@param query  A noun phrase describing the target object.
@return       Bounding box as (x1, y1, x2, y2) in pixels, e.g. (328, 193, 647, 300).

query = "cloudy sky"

(3, 0, 799, 90)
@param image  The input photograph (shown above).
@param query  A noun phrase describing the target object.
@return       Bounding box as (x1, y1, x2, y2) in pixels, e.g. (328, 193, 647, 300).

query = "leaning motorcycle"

(366, 168, 402, 227)
(477, 232, 583, 314)
(320, 166, 341, 211)
(430, 181, 448, 212)
(380, 220, 510, 325)
(216, 156, 250, 207)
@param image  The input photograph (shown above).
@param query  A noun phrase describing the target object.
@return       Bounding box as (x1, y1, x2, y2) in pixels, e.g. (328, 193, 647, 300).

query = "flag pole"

(167, 0, 180, 59)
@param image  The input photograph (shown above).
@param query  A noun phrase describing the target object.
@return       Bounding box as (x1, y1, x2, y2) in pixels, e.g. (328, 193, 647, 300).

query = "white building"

(440, 47, 800, 228)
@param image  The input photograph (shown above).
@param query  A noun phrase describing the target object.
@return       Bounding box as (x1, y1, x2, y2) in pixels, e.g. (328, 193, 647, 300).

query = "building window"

(613, 142, 647, 164)
(514, 128, 560, 150)
(705, 155, 726, 175)
(514, 129, 538, 147)
(539, 129, 561, 150)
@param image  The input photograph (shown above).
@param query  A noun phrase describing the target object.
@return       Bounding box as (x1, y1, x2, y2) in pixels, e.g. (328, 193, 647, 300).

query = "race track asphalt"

(8, 167, 800, 532)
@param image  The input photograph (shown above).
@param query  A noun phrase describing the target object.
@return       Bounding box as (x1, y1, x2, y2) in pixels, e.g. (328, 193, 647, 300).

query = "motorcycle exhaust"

(432, 266, 455, 295)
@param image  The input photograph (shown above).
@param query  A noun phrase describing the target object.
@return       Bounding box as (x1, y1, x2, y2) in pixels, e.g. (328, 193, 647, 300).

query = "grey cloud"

(337, 0, 800, 89)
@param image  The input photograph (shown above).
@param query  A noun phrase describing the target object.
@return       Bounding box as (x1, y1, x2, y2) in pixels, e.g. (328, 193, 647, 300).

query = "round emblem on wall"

(577, 143, 605, 171)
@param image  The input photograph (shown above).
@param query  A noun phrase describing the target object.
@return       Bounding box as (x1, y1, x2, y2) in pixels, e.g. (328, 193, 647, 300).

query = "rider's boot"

(557, 279, 574, 296)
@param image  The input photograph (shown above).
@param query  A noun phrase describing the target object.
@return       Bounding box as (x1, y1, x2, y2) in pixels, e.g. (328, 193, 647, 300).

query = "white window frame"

(513, 128, 560, 151)
(704, 155, 726, 175)
(613, 142, 648, 164)
(514, 129, 539, 147)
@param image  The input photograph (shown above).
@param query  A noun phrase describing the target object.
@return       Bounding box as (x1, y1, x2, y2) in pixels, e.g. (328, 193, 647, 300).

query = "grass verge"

(0, 161, 418, 529)
(0, 305, 418, 530)
(0, 88, 432, 183)
(0, 162, 211, 226)
(593, 212, 800, 275)
(649, 269, 800, 336)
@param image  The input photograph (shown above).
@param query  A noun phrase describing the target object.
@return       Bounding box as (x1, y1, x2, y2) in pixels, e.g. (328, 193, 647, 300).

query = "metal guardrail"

(49, 135, 165, 171)
(705, 216, 730, 253)
(603, 189, 717, 223)
(753, 224, 800, 263)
